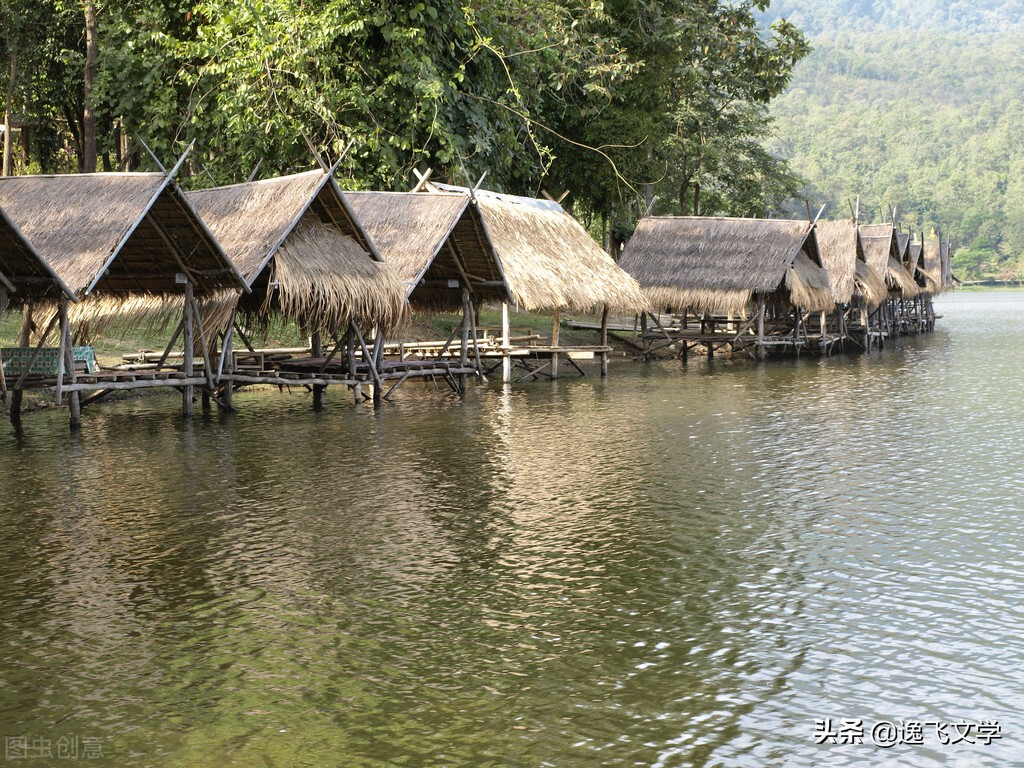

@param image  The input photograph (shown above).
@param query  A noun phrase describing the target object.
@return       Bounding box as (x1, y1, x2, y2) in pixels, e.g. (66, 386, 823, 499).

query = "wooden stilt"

(501, 301, 511, 384)
(459, 288, 470, 394)
(599, 303, 609, 378)
(182, 282, 194, 417)
(310, 329, 325, 410)
(9, 305, 32, 420)
(551, 306, 561, 379)
(756, 296, 766, 361)
(222, 317, 234, 409)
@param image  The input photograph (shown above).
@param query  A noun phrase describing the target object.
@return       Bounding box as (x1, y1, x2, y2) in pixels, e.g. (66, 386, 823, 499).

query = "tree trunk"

(3, 49, 14, 176)
(82, 2, 98, 174)
(693, 182, 701, 216)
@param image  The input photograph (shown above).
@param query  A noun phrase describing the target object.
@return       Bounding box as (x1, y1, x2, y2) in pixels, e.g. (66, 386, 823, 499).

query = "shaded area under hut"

(429, 182, 650, 381)
(343, 189, 508, 394)
(186, 169, 410, 407)
(618, 216, 835, 360)
(0, 166, 246, 426)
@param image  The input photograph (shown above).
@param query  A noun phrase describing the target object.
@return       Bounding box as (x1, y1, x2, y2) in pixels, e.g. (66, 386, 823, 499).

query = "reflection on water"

(1, 291, 1022, 766)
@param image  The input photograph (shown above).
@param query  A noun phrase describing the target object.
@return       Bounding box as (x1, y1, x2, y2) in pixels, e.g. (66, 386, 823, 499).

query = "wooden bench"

(1, 346, 97, 377)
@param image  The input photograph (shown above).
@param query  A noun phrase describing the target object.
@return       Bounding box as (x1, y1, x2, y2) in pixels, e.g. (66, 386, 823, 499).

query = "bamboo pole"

(600, 304, 609, 378)
(310, 328, 324, 410)
(182, 283, 194, 416)
(501, 301, 511, 384)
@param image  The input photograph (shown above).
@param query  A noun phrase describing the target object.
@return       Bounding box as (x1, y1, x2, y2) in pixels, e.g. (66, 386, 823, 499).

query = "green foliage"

(3, 0, 804, 229)
(767, 26, 1024, 280)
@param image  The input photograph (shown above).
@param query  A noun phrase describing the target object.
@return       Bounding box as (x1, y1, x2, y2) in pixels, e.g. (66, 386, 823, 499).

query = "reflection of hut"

(344, 189, 508, 391)
(431, 183, 649, 380)
(0, 168, 246, 425)
(188, 170, 408, 407)
(815, 219, 888, 350)
(619, 216, 834, 360)
(859, 223, 919, 339)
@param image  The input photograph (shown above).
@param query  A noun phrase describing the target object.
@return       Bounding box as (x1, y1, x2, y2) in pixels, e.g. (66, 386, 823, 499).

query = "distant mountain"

(762, 1, 1024, 279)
(759, 0, 1024, 35)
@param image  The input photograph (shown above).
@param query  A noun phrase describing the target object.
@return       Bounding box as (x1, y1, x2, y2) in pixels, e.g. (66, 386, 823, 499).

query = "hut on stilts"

(618, 216, 835, 360)
(919, 238, 948, 331)
(815, 219, 889, 350)
(426, 182, 650, 382)
(343, 188, 510, 395)
(186, 168, 409, 408)
(0, 163, 247, 426)
(858, 223, 919, 343)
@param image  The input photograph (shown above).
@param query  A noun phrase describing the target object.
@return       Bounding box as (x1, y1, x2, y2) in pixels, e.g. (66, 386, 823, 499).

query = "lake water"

(1, 291, 1021, 767)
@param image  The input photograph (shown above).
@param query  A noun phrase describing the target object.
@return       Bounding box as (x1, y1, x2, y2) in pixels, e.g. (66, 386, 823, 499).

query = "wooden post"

(599, 303, 609, 378)
(182, 282, 194, 417)
(550, 307, 561, 379)
(640, 312, 649, 360)
(345, 327, 359, 403)
(310, 328, 325, 410)
(59, 299, 81, 428)
(222, 318, 234, 409)
(9, 305, 31, 418)
(501, 300, 511, 384)
(459, 287, 470, 394)
(370, 328, 382, 409)
(756, 296, 766, 361)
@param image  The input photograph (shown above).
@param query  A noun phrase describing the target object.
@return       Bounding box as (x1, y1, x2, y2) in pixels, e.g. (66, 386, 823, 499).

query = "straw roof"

(189, 171, 408, 332)
(815, 219, 860, 304)
(895, 231, 911, 262)
(0, 172, 244, 297)
(907, 242, 923, 277)
(0, 204, 75, 304)
(854, 259, 890, 308)
(620, 216, 834, 314)
(344, 190, 510, 310)
(940, 241, 954, 290)
(433, 183, 649, 313)
(859, 223, 918, 297)
(921, 239, 944, 296)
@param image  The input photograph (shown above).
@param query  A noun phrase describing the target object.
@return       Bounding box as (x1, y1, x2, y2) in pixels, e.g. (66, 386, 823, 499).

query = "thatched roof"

(940, 241, 954, 290)
(0, 172, 244, 297)
(921, 239, 944, 296)
(433, 183, 649, 313)
(859, 223, 918, 296)
(854, 259, 889, 309)
(620, 216, 834, 314)
(907, 242, 923, 276)
(344, 190, 510, 310)
(0, 204, 75, 304)
(815, 219, 860, 304)
(189, 171, 408, 332)
(895, 231, 911, 262)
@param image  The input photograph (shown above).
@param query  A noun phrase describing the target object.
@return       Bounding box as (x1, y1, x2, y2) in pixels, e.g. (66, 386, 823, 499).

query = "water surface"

(1, 291, 1020, 766)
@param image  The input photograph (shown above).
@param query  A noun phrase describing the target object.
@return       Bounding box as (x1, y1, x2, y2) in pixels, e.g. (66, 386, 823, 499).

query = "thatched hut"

(433, 184, 648, 315)
(0, 170, 247, 423)
(620, 216, 833, 313)
(940, 240, 954, 290)
(343, 189, 509, 310)
(858, 223, 919, 298)
(815, 219, 888, 350)
(189, 170, 407, 334)
(619, 216, 834, 359)
(921, 239, 945, 296)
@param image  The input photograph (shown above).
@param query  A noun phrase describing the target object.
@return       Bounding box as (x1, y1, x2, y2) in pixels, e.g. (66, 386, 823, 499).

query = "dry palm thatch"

(621, 216, 833, 314)
(854, 260, 889, 309)
(940, 241, 954, 290)
(921, 239, 944, 296)
(896, 231, 911, 263)
(189, 171, 408, 333)
(0, 172, 242, 298)
(344, 190, 509, 310)
(859, 223, 918, 296)
(270, 220, 408, 333)
(815, 219, 860, 304)
(907, 241, 923, 276)
(0, 204, 76, 304)
(434, 184, 649, 313)
(887, 256, 920, 297)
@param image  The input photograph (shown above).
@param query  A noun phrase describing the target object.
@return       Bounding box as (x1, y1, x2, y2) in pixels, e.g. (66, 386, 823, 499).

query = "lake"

(1, 291, 1020, 766)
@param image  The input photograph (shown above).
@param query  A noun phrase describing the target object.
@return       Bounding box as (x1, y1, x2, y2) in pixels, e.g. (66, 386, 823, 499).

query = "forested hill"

(761, 0, 1024, 279)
